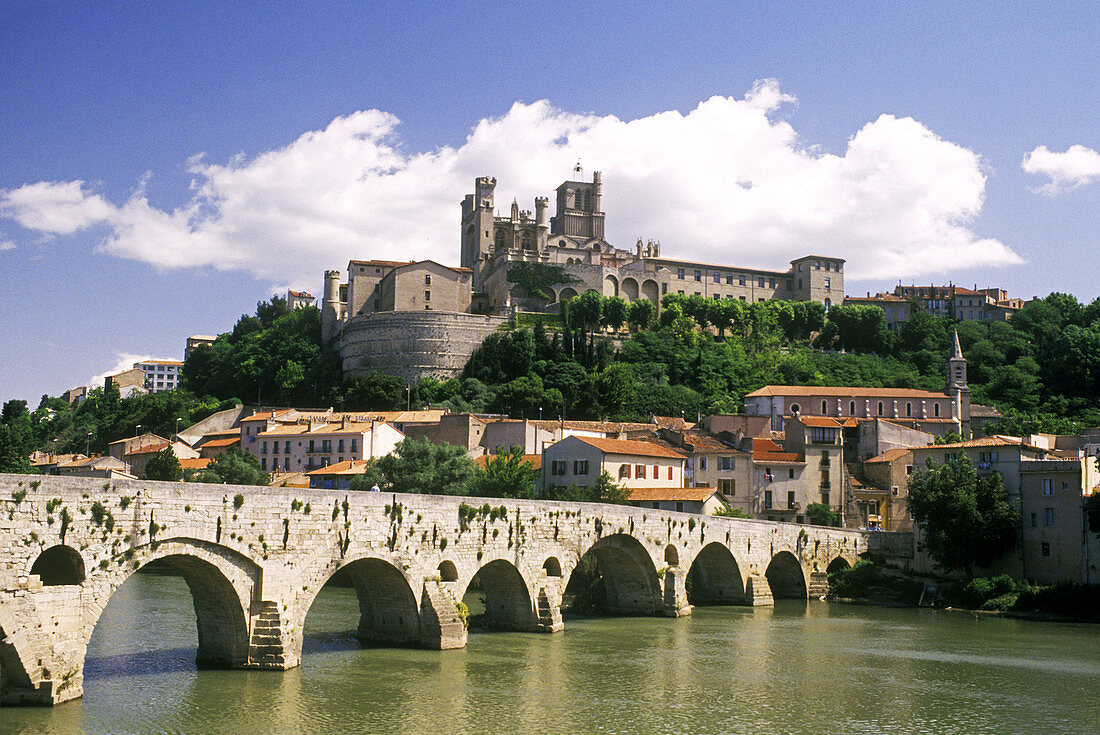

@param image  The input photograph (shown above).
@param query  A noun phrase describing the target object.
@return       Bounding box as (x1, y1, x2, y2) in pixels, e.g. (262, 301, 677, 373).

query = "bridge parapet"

(0, 474, 881, 706)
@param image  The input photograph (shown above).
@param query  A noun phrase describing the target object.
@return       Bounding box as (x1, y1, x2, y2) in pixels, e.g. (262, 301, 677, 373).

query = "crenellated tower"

(460, 176, 497, 289)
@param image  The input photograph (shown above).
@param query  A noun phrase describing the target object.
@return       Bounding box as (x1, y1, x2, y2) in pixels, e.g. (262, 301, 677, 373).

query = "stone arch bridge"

(0, 474, 891, 706)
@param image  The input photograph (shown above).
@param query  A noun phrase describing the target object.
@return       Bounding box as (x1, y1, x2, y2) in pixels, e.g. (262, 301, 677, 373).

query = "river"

(2, 572, 1097, 734)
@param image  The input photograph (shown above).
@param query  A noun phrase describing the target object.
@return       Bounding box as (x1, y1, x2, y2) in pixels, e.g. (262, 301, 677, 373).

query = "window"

(694, 270, 701, 281)
(713, 293, 721, 301)
(718, 478, 735, 495)
(758, 277, 765, 288)
(1042, 479, 1053, 495)
(321, 440, 332, 453)
(1044, 507, 1054, 526)
(810, 427, 836, 444)
(619, 464, 631, 479)
(824, 277, 831, 290)
(788, 468, 795, 479)
(676, 502, 684, 513)
(261, 441, 268, 455)
(906, 402, 912, 417)
(635, 464, 647, 479)
(424, 290, 431, 301)
(726, 274, 733, 284)
(764, 490, 773, 509)
(653, 464, 659, 478)
(821, 400, 828, 414)
(573, 460, 589, 475)
(350, 438, 357, 453)
(425, 274, 431, 285)
(720, 456, 733, 471)
(1030, 512, 1037, 528)
(667, 466, 673, 480)
(739, 275, 746, 286)
(877, 401, 884, 416)
(1062, 481, 1070, 492)
(677, 268, 685, 280)
(769, 278, 776, 289)
(662, 283, 667, 295)
(790, 403, 801, 414)
(261, 458, 267, 471)
(284, 458, 290, 471)
(798, 278, 803, 290)
(787, 491, 796, 509)
(273, 442, 279, 454)
(786, 279, 792, 291)
(713, 273, 720, 283)
(338, 439, 345, 453)
(551, 460, 567, 476)
(821, 491, 830, 506)
(934, 403, 940, 417)
(849, 400, 856, 415)
(1041, 542, 1050, 557)
(699, 457, 708, 471)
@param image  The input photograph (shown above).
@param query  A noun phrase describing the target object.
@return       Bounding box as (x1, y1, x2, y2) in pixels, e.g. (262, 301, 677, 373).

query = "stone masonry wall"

(0, 474, 880, 706)
(337, 311, 508, 383)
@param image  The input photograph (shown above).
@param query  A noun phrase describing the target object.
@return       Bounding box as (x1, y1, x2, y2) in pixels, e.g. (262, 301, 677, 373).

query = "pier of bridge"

(0, 474, 897, 705)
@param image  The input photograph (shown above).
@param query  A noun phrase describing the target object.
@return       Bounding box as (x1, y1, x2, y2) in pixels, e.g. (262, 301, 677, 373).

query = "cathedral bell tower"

(946, 330, 971, 436)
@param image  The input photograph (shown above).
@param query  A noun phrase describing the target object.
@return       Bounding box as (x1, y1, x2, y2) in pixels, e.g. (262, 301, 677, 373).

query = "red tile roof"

(628, 487, 727, 502)
(201, 436, 240, 448)
(864, 448, 912, 464)
(753, 452, 804, 464)
(573, 436, 685, 459)
(747, 385, 949, 399)
(179, 458, 211, 470)
(305, 460, 371, 476)
(796, 416, 845, 428)
(125, 442, 171, 456)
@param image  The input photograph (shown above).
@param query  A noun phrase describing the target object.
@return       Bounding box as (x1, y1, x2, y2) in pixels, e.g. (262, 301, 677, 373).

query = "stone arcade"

(0, 475, 896, 705)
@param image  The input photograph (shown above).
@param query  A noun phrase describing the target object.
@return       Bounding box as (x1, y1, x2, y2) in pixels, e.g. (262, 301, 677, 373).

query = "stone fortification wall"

(337, 311, 508, 383)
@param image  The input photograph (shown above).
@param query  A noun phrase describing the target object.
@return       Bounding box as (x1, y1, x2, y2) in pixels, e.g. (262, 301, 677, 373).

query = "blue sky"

(2, 1, 1098, 405)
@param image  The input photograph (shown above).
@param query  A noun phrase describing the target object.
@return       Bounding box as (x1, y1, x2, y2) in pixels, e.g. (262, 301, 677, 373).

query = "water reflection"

(1, 574, 1097, 735)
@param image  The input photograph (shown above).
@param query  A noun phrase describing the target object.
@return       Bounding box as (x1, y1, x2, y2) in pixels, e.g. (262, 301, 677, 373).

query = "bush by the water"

(827, 560, 923, 605)
(942, 576, 1100, 619)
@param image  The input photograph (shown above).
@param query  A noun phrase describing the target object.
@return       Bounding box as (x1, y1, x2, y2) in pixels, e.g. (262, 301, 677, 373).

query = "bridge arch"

(462, 559, 536, 632)
(0, 607, 35, 695)
(86, 538, 259, 670)
(30, 544, 85, 586)
(826, 556, 851, 575)
(298, 555, 421, 648)
(687, 542, 746, 605)
(567, 533, 662, 615)
(765, 550, 808, 600)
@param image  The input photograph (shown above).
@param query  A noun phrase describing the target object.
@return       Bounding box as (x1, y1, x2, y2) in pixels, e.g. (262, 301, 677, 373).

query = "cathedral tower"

(550, 167, 605, 239)
(461, 176, 497, 289)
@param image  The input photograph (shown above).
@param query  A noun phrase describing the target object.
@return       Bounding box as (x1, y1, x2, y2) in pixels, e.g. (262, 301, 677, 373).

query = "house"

(751, 416, 846, 525)
(306, 460, 371, 490)
(860, 447, 915, 531)
(105, 368, 148, 398)
(540, 435, 685, 492)
(123, 441, 199, 478)
(627, 486, 733, 515)
(252, 417, 404, 473)
(196, 432, 240, 459)
(655, 429, 753, 516)
(108, 433, 171, 463)
(133, 360, 184, 392)
(909, 436, 1100, 584)
(52, 455, 133, 479)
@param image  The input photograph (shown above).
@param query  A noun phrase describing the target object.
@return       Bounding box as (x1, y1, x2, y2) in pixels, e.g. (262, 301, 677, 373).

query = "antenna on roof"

(574, 160, 583, 178)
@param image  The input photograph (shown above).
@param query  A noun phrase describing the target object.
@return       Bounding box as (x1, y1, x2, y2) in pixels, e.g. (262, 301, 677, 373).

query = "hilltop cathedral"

(321, 168, 845, 381)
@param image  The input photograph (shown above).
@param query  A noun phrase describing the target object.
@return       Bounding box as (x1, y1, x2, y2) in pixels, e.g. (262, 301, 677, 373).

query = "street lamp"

(86, 431, 93, 457)
(135, 424, 142, 437)
(174, 417, 184, 442)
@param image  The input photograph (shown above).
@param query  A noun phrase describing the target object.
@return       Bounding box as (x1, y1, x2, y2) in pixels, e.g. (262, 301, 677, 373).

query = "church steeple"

(947, 330, 967, 391)
(946, 330, 971, 436)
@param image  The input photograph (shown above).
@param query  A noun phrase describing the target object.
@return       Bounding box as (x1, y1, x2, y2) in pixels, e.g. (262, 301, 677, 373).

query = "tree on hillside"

(907, 455, 1018, 576)
(471, 446, 539, 498)
(0, 400, 37, 473)
(190, 447, 269, 485)
(506, 262, 580, 301)
(350, 437, 476, 495)
(144, 446, 182, 481)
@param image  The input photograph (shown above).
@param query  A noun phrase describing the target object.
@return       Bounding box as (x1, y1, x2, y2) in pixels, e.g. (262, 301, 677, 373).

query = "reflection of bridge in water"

(0, 474, 902, 705)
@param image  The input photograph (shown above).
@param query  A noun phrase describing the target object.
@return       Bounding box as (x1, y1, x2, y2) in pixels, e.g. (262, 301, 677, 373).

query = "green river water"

(1, 573, 1097, 734)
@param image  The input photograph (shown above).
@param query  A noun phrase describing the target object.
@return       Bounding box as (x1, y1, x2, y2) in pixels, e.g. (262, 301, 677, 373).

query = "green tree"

(506, 262, 580, 301)
(191, 447, 270, 485)
(0, 399, 37, 473)
(805, 502, 839, 526)
(350, 437, 476, 495)
(627, 298, 656, 331)
(343, 372, 405, 410)
(471, 446, 539, 498)
(601, 296, 629, 331)
(544, 470, 631, 504)
(907, 455, 1018, 576)
(144, 446, 182, 481)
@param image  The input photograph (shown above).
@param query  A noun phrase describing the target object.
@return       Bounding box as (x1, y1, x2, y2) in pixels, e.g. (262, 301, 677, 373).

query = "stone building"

(321, 169, 845, 382)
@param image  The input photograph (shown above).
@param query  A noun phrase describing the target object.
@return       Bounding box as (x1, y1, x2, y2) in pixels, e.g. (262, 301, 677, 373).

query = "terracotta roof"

(572, 436, 686, 459)
(865, 448, 912, 464)
(201, 436, 240, 448)
(911, 435, 1046, 452)
(108, 432, 167, 446)
(473, 454, 542, 470)
(269, 473, 311, 488)
(255, 425, 309, 437)
(753, 452, 804, 464)
(747, 385, 949, 399)
(795, 416, 845, 428)
(753, 437, 783, 453)
(628, 487, 727, 502)
(533, 419, 656, 433)
(288, 289, 314, 298)
(305, 460, 371, 476)
(179, 458, 211, 470)
(350, 259, 408, 267)
(676, 432, 742, 454)
(125, 442, 171, 456)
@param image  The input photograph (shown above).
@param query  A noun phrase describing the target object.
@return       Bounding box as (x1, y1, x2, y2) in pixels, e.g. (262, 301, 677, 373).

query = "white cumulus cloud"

(1021, 144, 1100, 194)
(0, 81, 1021, 282)
(86, 353, 172, 390)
